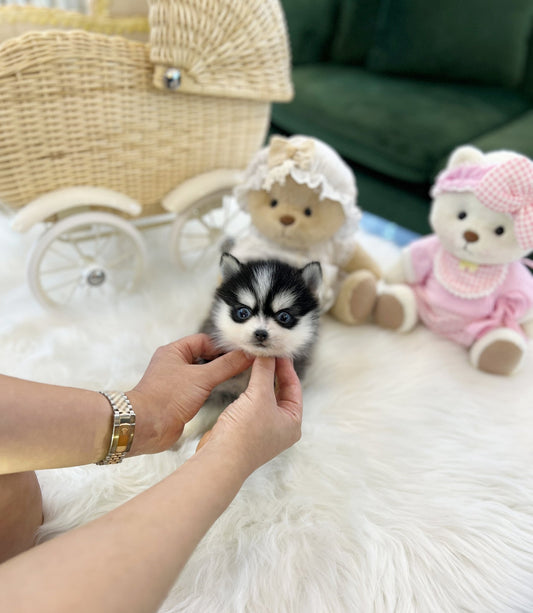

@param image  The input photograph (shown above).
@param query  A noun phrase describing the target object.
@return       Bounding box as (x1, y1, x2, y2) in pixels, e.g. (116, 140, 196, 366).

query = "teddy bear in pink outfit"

(374, 145, 533, 376)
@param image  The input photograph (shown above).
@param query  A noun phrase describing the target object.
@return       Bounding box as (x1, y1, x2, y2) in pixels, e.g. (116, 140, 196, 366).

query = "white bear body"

(375, 145, 533, 375)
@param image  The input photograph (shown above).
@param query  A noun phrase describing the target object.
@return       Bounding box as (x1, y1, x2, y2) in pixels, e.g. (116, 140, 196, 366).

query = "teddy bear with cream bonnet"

(227, 134, 381, 324)
(374, 145, 533, 375)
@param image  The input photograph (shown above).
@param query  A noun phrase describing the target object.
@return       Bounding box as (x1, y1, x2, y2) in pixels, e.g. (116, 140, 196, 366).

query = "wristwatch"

(97, 391, 136, 465)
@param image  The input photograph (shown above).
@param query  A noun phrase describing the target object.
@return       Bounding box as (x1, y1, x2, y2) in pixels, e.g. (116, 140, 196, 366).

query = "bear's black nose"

(254, 329, 269, 342)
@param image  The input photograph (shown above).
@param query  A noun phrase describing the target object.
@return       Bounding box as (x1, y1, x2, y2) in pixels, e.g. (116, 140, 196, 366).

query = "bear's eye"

(304, 208, 312, 217)
(457, 211, 467, 220)
(494, 226, 505, 236)
(275, 311, 294, 326)
(270, 199, 278, 208)
(234, 306, 252, 321)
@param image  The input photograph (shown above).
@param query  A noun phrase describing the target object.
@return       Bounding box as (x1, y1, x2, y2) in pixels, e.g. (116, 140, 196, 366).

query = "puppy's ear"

(220, 252, 241, 281)
(301, 261, 322, 295)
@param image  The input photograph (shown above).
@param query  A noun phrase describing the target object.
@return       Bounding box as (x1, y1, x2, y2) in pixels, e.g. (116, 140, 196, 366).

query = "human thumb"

(203, 350, 253, 387)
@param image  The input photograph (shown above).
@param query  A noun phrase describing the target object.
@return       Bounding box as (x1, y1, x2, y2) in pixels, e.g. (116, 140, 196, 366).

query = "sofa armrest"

(468, 110, 533, 162)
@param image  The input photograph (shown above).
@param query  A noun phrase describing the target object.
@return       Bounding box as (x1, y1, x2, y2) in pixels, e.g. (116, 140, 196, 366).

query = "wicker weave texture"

(0, 4, 149, 38)
(149, 0, 293, 102)
(0, 30, 271, 214)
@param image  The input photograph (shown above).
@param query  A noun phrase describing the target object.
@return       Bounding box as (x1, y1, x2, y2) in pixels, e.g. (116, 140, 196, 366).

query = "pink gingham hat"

(431, 155, 533, 251)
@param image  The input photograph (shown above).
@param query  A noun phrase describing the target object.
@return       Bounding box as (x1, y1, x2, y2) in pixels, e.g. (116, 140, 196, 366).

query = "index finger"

(247, 356, 276, 391)
(275, 358, 303, 415)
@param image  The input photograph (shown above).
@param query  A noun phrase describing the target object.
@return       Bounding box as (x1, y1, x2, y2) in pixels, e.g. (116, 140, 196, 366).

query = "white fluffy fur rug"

(1, 213, 533, 613)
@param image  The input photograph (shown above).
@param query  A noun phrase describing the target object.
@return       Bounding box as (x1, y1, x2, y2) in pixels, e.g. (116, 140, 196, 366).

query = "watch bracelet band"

(96, 391, 136, 465)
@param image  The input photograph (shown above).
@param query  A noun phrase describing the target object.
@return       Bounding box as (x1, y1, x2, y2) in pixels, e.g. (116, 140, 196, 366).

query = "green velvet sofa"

(271, 0, 533, 235)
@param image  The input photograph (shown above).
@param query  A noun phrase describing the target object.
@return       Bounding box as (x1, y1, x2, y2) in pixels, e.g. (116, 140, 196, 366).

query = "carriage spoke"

(43, 274, 82, 294)
(67, 237, 90, 261)
(61, 280, 81, 305)
(93, 226, 115, 258)
(47, 244, 82, 266)
(28, 212, 145, 309)
(106, 250, 135, 270)
(41, 263, 82, 276)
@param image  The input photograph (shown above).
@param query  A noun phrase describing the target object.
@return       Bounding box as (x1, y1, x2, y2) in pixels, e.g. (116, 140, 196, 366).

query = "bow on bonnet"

(433, 155, 533, 251)
(267, 135, 315, 171)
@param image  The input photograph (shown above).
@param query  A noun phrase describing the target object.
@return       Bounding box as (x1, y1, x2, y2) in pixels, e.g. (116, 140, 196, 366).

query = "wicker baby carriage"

(0, 0, 293, 308)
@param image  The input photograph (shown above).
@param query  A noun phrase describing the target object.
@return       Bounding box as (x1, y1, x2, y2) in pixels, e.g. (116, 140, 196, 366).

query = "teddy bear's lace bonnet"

(234, 135, 361, 238)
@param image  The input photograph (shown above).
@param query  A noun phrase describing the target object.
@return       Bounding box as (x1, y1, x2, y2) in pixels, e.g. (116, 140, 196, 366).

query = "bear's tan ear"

(446, 145, 484, 169)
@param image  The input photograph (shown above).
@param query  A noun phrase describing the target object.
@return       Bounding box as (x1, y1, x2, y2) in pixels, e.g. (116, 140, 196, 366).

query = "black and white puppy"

(200, 253, 322, 404)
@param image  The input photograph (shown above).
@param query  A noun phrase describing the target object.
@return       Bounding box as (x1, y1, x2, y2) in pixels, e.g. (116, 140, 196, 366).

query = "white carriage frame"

(11, 169, 249, 308)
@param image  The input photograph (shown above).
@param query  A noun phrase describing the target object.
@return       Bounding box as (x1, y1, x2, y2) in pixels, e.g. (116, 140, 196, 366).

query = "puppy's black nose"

(254, 329, 269, 342)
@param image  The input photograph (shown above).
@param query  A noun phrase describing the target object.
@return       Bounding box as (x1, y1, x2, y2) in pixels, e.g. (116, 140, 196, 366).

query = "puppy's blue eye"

(276, 311, 293, 326)
(494, 226, 505, 236)
(304, 208, 312, 216)
(458, 211, 467, 220)
(235, 307, 252, 321)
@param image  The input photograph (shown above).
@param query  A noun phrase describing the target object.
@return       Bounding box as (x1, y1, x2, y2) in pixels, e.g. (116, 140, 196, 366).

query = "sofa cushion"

(271, 65, 530, 183)
(279, 0, 341, 65)
(329, 0, 381, 65)
(366, 0, 533, 88)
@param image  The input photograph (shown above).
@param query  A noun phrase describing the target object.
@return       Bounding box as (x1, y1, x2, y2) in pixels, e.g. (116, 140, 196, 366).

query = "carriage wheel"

(170, 195, 250, 270)
(27, 211, 146, 309)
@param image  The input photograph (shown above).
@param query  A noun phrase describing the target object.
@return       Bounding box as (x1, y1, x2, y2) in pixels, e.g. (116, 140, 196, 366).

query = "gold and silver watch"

(97, 391, 136, 465)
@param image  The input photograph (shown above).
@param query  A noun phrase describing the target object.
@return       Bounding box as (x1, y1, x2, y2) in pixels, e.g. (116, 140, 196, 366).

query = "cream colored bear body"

(375, 145, 533, 375)
(229, 135, 381, 325)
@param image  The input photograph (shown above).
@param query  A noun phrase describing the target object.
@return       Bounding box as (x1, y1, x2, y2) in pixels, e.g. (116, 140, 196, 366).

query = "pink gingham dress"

(408, 235, 533, 346)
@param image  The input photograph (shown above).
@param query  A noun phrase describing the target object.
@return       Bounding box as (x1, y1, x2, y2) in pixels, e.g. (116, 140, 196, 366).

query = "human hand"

(196, 357, 303, 476)
(127, 334, 253, 455)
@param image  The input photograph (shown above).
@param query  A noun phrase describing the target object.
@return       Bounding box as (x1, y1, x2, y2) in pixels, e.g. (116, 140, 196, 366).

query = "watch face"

(98, 392, 135, 463)
(116, 424, 133, 452)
